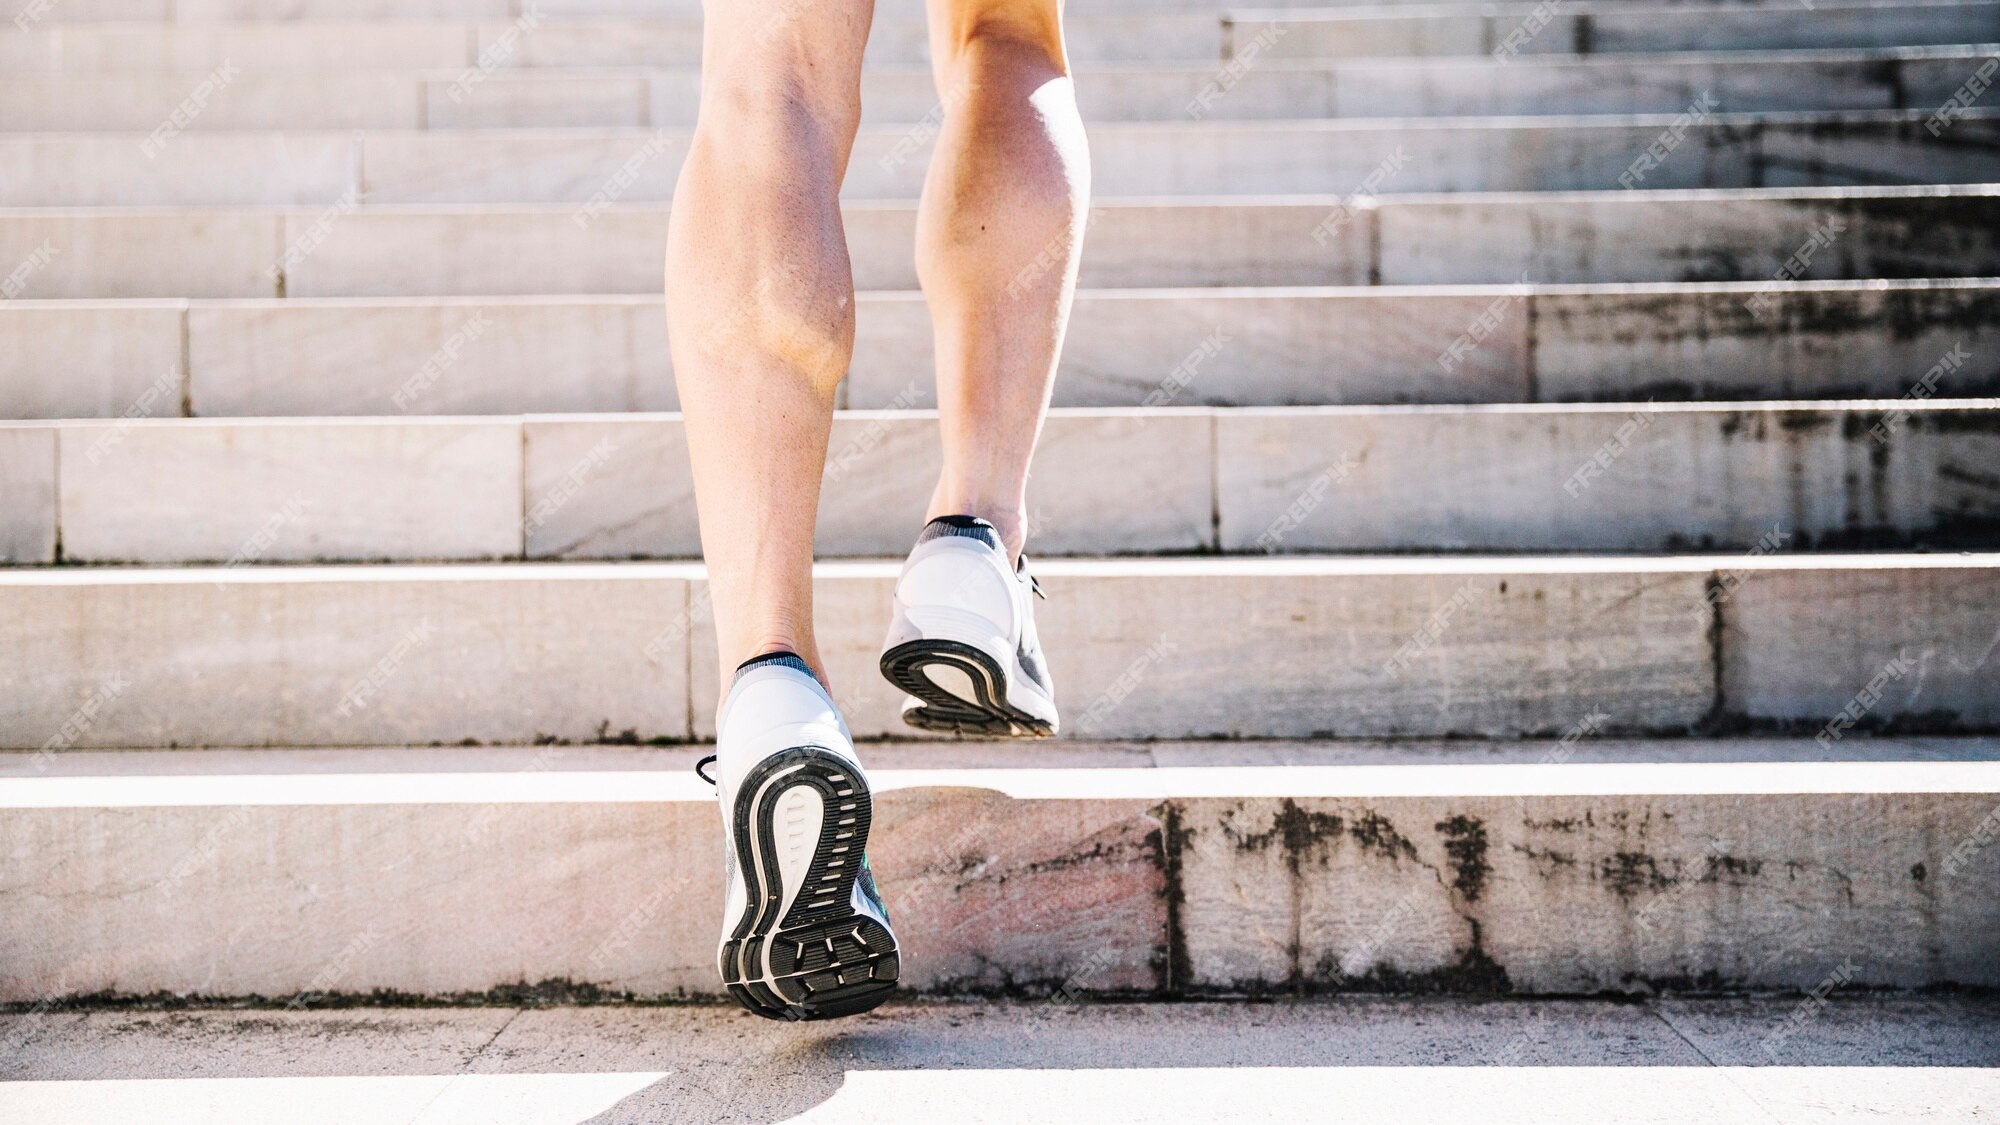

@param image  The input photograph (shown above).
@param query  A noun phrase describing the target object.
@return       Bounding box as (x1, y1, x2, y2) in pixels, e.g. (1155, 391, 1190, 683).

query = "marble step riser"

(3, 53, 1996, 128)
(3, 115, 1994, 206)
(5, 772, 1994, 999)
(5, 405, 1994, 567)
(0, 558, 1994, 743)
(0, 193, 1989, 299)
(5, 4, 1992, 72)
(5, 285, 1997, 423)
(1234, 2, 2000, 59)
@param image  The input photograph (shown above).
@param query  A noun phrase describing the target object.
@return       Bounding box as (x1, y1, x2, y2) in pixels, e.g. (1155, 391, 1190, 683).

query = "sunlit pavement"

(2, 996, 1994, 1123)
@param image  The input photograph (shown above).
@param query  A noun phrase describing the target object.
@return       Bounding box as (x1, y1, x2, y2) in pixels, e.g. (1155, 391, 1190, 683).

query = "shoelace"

(694, 754, 717, 785)
(1021, 557, 1047, 600)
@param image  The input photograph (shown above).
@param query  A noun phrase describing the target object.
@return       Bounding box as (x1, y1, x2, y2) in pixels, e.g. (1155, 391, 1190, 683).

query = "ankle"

(925, 504, 1028, 564)
(719, 637, 826, 699)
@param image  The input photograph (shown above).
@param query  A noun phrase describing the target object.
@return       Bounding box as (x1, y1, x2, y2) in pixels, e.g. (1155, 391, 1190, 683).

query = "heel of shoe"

(880, 637, 1055, 739)
(722, 747, 900, 1021)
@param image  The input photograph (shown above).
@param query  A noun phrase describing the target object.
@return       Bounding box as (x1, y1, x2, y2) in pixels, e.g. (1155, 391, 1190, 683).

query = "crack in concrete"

(1650, 1002, 1791, 1125)
(399, 1006, 524, 1125)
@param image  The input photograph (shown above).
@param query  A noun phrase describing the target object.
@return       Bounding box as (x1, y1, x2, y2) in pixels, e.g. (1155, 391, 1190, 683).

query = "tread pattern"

(880, 639, 1056, 739)
(719, 747, 899, 1021)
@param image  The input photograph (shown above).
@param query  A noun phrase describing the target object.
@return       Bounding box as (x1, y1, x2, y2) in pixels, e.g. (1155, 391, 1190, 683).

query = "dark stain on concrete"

(1348, 809, 1420, 863)
(1227, 800, 1347, 876)
(1776, 409, 1833, 434)
(1154, 802, 1192, 996)
(7, 979, 693, 1011)
(1721, 707, 1973, 738)
(1435, 816, 1491, 903)
(1599, 851, 1678, 899)
(1014, 832, 1148, 880)
(1711, 854, 1762, 878)
(592, 722, 643, 745)
(1307, 932, 1513, 998)
(1525, 815, 1583, 832)
(1701, 572, 1729, 732)
(925, 955, 1151, 1002)
(1615, 968, 1739, 996)
(1512, 843, 1578, 873)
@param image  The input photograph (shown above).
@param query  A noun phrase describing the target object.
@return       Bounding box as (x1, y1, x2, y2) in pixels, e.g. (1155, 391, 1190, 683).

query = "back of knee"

(696, 58, 864, 161)
(936, 3, 1069, 78)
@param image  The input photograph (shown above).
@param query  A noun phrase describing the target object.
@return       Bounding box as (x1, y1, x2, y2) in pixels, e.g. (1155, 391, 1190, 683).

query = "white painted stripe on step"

(796, 1067, 1995, 1124)
(0, 1067, 1991, 1124)
(5, 759, 1999, 808)
(0, 1074, 674, 1125)
(4, 553, 2000, 585)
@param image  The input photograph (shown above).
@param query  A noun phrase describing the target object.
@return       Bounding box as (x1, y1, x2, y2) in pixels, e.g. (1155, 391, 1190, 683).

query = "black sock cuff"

(917, 514, 1002, 550)
(733, 651, 815, 681)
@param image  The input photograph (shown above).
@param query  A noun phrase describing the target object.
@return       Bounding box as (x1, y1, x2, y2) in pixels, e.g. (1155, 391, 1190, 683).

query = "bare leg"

(918, 0, 1091, 562)
(666, 0, 873, 686)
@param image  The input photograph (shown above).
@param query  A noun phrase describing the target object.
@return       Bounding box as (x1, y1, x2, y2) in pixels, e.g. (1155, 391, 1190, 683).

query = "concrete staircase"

(3, 0, 1998, 1012)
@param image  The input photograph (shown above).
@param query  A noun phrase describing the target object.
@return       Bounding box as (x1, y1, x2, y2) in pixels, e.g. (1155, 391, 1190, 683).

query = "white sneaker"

(878, 516, 1059, 738)
(700, 652, 898, 1020)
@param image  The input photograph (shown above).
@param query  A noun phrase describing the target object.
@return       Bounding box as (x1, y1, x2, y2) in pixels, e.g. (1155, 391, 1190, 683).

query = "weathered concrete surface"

(1240, 0, 2000, 58)
(10, 281, 1996, 417)
(0, 14, 1215, 72)
(56, 418, 524, 564)
(1215, 402, 2000, 552)
(1377, 187, 2000, 285)
(3, 189, 1988, 303)
(0, 565, 692, 748)
(1, 744, 1995, 1004)
(1532, 280, 2000, 401)
(689, 559, 1714, 740)
(1173, 792, 2000, 994)
(10, 557, 2000, 746)
(806, 409, 1216, 557)
(847, 288, 1533, 409)
(515, 410, 1212, 559)
(0, 300, 183, 421)
(186, 297, 678, 416)
(1722, 564, 2000, 732)
(15, 403, 1998, 561)
(0, 751, 1169, 1002)
(11, 49, 1996, 130)
(0, 209, 285, 301)
(1, 999, 1995, 1123)
(0, 426, 55, 565)
(521, 416, 696, 560)
(5, 112, 1994, 207)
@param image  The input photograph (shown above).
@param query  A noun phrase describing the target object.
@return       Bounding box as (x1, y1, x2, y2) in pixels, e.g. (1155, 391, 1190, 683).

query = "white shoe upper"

(712, 655, 862, 937)
(713, 657, 856, 796)
(881, 517, 1059, 730)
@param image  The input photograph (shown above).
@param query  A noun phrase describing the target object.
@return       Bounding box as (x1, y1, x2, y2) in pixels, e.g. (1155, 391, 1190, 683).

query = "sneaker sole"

(719, 746, 899, 1021)
(879, 639, 1056, 739)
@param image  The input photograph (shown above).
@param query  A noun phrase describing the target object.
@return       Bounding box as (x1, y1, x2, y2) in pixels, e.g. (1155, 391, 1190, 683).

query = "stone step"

(4, 47, 1995, 128)
(4, 741, 1996, 1000)
(4, 0, 1987, 74)
(5, 402, 1995, 565)
(2, 187, 1988, 299)
(3, 111, 1993, 206)
(5, 282, 1996, 420)
(6, 0, 1799, 23)
(0, 555, 1993, 744)
(0, 13, 1220, 71)
(3, 1001, 1995, 1122)
(1234, 0, 2000, 58)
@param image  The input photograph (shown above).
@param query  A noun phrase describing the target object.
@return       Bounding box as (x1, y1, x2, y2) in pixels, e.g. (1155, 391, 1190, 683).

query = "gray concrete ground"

(2, 997, 1994, 1123)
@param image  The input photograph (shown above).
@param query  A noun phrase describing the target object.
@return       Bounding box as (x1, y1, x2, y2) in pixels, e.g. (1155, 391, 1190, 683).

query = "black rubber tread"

(880, 638, 1056, 739)
(718, 746, 899, 1022)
